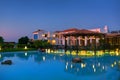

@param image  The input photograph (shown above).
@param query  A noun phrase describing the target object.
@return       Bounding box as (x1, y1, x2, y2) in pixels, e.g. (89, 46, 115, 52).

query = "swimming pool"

(0, 51, 120, 80)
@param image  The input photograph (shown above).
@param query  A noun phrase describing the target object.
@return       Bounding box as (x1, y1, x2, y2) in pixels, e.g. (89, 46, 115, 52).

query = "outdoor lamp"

(24, 46, 27, 49)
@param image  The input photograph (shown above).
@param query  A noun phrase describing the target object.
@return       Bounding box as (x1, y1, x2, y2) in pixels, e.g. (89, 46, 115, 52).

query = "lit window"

(52, 40, 56, 44)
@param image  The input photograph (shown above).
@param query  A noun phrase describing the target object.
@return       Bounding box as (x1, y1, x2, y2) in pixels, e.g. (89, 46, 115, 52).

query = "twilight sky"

(0, 0, 120, 42)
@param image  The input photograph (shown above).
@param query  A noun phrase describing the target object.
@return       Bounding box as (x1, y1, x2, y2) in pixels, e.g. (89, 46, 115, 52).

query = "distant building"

(33, 29, 49, 40)
(32, 29, 57, 45)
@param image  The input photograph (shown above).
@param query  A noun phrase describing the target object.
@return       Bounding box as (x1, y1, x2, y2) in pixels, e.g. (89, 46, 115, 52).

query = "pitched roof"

(54, 31, 62, 33)
(62, 28, 79, 32)
(33, 29, 44, 33)
(77, 29, 98, 34)
(63, 29, 104, 36)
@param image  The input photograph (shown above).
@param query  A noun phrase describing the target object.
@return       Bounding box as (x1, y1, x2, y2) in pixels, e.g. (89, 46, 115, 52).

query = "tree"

(0, 36, 4, 45)
(18, 36, 29, 44)
(33, 40, 51, 49)
(33, 40, 42, 48)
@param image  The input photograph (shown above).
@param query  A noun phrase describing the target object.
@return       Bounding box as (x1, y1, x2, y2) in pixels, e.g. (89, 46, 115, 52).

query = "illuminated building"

(54, 28, 105, 48)
(33, 29, 49, 40)
(32, 26, 120, 49)
(32, 28, 104, 46)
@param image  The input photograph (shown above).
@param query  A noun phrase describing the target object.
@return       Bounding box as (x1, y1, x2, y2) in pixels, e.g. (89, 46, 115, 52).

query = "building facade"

(32, 26, 120, 49)
(33, 28, 104, 46)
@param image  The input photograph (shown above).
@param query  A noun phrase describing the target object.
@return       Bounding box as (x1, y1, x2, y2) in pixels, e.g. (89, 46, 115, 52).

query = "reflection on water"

(46, 49, 120, 56)
(66, 57, 120, 76)
(0, 51, 120, 77)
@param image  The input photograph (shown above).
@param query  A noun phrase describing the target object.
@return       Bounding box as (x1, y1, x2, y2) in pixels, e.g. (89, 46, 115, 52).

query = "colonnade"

(63, 36, 100, 47)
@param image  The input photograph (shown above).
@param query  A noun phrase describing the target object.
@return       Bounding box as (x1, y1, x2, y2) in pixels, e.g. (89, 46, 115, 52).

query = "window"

(34, 34, 38, 40)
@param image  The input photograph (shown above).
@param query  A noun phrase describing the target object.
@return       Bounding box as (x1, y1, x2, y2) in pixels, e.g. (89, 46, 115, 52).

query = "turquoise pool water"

(0, 51, 120, 80)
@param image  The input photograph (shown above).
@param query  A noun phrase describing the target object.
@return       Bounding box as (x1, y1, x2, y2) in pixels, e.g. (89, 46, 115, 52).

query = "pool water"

(0, 51, 120, 80)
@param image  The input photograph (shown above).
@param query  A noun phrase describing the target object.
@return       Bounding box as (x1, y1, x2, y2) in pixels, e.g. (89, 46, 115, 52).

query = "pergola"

(62, 29, 105, 50)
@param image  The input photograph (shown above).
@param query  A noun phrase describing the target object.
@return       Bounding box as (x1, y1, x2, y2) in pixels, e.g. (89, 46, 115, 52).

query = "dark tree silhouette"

(18, 36, 29, 44)
(0, 36, 4, 45)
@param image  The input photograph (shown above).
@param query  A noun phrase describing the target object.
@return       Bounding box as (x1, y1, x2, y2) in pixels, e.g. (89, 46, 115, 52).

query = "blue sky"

(0, 0, 120, 42)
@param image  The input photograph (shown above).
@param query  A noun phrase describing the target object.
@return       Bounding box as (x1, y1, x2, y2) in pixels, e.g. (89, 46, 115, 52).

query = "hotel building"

(32, 26, 120, 48)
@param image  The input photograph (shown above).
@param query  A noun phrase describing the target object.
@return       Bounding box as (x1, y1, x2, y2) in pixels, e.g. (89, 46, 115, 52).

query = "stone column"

(85, 36, 87, 46)
(96, 38, 99, 46)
